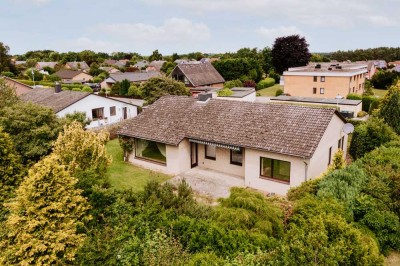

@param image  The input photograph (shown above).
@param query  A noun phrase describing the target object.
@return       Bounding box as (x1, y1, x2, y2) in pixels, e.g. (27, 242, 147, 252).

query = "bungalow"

(65, 61, 90, 71)
(1, 76, 32, 95)
(99, 66, 121, 74)
(20, 85, 138, 128)
(54, 70, 93, 84)
(101, 71, 161, 89)
(118, 95, 350, 195)
(170, 62, 225, 88)
(146, 60, 166, 72)
(36, 62, 57, 70)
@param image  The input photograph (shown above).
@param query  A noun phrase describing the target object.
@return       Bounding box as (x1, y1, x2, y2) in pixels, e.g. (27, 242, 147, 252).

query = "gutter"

(303, 157, 309, 182)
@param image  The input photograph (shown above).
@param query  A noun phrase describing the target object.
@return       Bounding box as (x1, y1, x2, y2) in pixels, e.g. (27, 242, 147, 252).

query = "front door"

(122, 107, 127, 119)
(190, 142, 198, 168)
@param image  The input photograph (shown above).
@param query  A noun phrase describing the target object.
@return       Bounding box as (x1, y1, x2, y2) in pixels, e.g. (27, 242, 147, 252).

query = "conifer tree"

(0, 154, 90, 265)
(379, 82, 400, 134)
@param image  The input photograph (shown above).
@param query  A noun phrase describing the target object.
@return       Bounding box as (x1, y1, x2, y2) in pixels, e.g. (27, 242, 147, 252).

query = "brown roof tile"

(118, 96, 341, 158)
(173, 62, 225, 86)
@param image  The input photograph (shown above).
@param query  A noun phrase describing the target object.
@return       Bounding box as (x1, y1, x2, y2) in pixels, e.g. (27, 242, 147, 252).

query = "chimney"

(55, 82, 62, 93)
(197, 92, 213, 103)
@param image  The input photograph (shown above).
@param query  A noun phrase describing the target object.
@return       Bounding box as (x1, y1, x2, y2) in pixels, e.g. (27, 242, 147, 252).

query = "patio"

(168, 167, 245, 200)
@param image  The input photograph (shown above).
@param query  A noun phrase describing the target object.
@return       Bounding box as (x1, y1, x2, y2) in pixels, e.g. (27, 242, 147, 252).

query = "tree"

(0, 128, 24, 219)
(149, 49, 163, 61)
(379, 82, 400, 134)
(64, 111, 91, 127)
(0, 78, 19, 109)
(212, 58, 263, 82)
(261, 47, 273, 74)
(0, 42, 11, 73)
(371, 70, 399, 89)
(140, 77, 190, 104)
(161, 61, 177, 75)
(119, 79, 130, 96)
(271, 35, 311, 74)
(0, 102, 63, 164)
(0, 154, 90, 265)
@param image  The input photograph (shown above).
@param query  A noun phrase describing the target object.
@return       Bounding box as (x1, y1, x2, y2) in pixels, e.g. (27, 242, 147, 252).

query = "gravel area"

(168, 167, 245, 199)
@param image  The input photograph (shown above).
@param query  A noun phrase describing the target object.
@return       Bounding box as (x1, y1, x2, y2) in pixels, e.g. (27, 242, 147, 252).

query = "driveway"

(168, 167, 245, 200)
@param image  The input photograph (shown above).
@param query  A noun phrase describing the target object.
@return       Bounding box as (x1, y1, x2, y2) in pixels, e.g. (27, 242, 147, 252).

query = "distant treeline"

(328, 47, 400, 62)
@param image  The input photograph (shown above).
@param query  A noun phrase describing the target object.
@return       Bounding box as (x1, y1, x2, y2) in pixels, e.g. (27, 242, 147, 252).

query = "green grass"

(106, 139, 171, 191)
(373, 88, 387, 98)
(257, 84, 283, 97)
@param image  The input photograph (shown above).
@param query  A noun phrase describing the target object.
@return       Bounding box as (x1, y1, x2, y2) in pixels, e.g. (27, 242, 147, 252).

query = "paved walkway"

(169, 167, 245, 199)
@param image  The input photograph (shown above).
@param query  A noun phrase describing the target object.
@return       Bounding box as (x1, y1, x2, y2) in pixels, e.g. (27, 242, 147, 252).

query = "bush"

(371, 70, 399, 89)
(224, 79, 243, 89)
(127, 85, 142, 98)
(256, 78, 275, 90)
(357, 111, 368, 117)
(347, 93, 362, 100)
(72, 87, 82, 92)
(47, 74, 61, 82)
(61, 87, 70, 91)
(349, 117, 398, 159)
(362, 96, 379, 113)
(243, 80, 256, 88)
(275, 89, 284, 96)
(217, 88, 233, 97)
(269, 71, 280, 84)
(1, 71, 15, 78)
(81, 86, 93, 93)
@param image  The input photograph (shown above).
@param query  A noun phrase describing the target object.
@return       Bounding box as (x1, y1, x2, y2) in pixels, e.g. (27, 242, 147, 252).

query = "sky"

(2, 0, 399, 55)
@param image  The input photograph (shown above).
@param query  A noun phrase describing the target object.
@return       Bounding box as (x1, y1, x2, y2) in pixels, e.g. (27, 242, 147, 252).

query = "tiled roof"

(174, 62, 225, 86)
(118, 96, 341, 158)
(36, 62, 57, 69)
(66, 61, 89, 70)
(20, 88, 90, 113)
(108, 71, 161, 83)
(55, 70, 86, 79)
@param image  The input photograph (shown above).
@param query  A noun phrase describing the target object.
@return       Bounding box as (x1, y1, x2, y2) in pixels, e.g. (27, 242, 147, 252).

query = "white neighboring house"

(20, 85, 138, 129)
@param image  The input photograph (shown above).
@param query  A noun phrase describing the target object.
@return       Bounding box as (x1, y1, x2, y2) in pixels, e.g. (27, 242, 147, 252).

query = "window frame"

(259, 157, 291, 184)
(230, 149, 243, 166)
(328, 146, 332, 166)
(313, 76, 317, 82)
(110, 106, 116, 116)
(321, 76, 325, 82)
(205, 145, 216, 160)
(313, 87, 317, 94)
(92, 107, 104, 120)
(134, 138, 166, 165)
(320, 88, 325, 94)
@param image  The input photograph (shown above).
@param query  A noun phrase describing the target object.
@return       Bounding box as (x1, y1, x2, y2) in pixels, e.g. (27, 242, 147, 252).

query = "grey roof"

(225, 87, 255, 98)
(20, 88, 90, 113)
(148, 60, 166, 71)
(173, 62, 225, 86)
(134, 60, 149, 68)
(107, 71, 161, 83)
(118, 96, 343, 158)
(270, 95, 362, 106)
(66, 61, 89, 70)
(36, 62, 58, 69)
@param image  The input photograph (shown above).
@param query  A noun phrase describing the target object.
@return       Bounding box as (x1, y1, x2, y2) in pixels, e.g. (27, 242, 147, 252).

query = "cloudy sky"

(2, 0, 399, 55)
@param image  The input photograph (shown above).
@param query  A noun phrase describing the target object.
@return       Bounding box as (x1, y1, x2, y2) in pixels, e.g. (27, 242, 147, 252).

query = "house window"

(338, 138, 342, 149)
(260, 157, 291, 183)
(328, 146, 332, 166)
(321, 76, 325, 82)
(313, 87, 317, 94)
(230, 149, 243, 166)
(313, 76, 317, 82)
(320, 88, 325, 94)
(205, 145, 216, 160)
(135, 138, 166, 164)
(92, 107, 104, 120)
(110, 106, 116, 116)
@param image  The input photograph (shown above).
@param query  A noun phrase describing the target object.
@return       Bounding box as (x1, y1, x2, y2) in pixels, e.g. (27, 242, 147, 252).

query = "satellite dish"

(342, 123, 354, 134)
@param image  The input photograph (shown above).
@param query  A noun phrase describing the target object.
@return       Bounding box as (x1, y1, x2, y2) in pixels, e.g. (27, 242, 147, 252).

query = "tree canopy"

(140, 77, 190, 104)
(271, 34, 311, 74)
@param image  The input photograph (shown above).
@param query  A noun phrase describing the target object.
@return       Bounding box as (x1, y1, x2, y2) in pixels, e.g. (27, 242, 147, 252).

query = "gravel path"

(168, 167, 245, 199)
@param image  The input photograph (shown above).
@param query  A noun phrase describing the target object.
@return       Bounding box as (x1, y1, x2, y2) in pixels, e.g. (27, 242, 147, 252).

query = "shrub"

(287, 178, 321, 201)
(269, 71, 280, 84)
(127, 85, 142, 98)
(357, 111, 368, 117)
(275, 89, 284, 96)
(371, 70, 399, 89)
(217, 88, 233, 97)
(347, 93, 362, 100)
(72, 87, 82, 92)
(1, 71, 15, 78)
(61, 87, 70, 91)
(362, 95, 379, 113)
(243, 80, 256, 88)
(256, 78, 275, 90)
(349, 117, 398, 159)
(81, 86, 93, 93)
(224, 79, 243, 89)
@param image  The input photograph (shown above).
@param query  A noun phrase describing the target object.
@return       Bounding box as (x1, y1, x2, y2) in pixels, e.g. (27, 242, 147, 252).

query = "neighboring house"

(170, 62, 225, 88)
(174, 59, 191, 64)
(118, 95, 349, 195)
(104, 59, 128, 68)
(133, 60, 149, 69)
(388, 60, 400, 66)
(374, 60, 387, 69)
(35, 62, 58, 70)
(65, 61, 90, 71)
(20, 86, 138, 129)
(283, 63, 367, 98)
(1, 76, 32, 95)
(99, 66, 121, 74)
(146, 60, 166, 72)
(269, 95, 362, 118)
(101, 71, 161, 89)
(355, 61, 377, 79)
(392, 65, 400, 73)
(54, 70, 93, 83)
(104, 59, 117, 65)
(190, 87, 256, 102)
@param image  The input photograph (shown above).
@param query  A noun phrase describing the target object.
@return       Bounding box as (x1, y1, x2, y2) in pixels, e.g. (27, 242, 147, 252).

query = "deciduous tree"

(379, 82, 400, 134)
(140, 77, 190, 104)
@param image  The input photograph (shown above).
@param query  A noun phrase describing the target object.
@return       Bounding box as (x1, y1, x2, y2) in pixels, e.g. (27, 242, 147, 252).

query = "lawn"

(373, 88, 387, 98)
(257, 84, 283, 97)
(106, 139, 171, 191)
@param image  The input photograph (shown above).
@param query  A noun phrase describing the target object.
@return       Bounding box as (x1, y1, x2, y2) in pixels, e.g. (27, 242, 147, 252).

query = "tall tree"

(119, 79, 130, 96)
(140, 77, 190, 104)
(379, 82, 400, 134)
(149, 49, 163, 61)
(0, 42, 11, 73)
(0, 78, 19, 109)
(271, 35, 311, 74)
(0, 154, 90, 265)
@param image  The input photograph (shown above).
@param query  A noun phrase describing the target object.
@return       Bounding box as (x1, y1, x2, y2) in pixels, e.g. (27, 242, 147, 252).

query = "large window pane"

(230, 149, 243, 166)
(135, 138, 166, 163)
(260, 157, 290, 183)
(205, 145, 216, 160)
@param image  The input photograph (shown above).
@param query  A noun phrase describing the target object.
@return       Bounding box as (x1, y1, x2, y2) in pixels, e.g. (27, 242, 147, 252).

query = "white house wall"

(56, 94, 138, 128)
